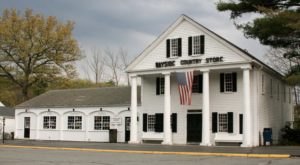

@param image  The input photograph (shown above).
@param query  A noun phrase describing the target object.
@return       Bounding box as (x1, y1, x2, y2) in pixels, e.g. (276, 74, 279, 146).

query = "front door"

(187, 114, 202, 143)
(125, 117, 130, 142)
(24, 117, 30, 138)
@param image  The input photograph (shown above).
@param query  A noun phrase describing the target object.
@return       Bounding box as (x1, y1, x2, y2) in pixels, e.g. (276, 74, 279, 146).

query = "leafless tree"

(264, 48, 300, 104)
(104, 48, 121, 86)
(118, 47, 130, 85)
(87, 48, 105, 84)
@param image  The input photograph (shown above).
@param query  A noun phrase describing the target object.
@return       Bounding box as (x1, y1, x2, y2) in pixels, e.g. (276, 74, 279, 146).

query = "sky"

(0, 0, 269, 80)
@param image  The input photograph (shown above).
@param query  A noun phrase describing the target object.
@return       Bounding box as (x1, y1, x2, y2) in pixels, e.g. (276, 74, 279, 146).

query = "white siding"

(15, 107, 135, 142)
(132, 20, 247, 71)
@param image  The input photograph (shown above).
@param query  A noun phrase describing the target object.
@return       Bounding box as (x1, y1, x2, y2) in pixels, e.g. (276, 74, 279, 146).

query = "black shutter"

(178, 38, 182, 57)
(228, 112, 234, 133)
(239, 114, 243, 134)
(155, 113, 164, 132)
(220, 73, 224, 92)
(143, 113, 148, 132)
(166, 39, 170, 58)
(212, 112, 218, 133)
(198, 74, 203, 93)
(232, 72, 237, 92)
(200, 35, 205, 54)
(156, 77, 160, 95)
(188, 36, 193, 56)
(171, 113, 177, 133)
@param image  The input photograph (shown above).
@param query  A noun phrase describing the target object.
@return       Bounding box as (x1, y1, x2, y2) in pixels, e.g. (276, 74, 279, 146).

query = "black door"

(24, 117, 30, 138)
(125, 117, 130, 142)
(187, 114, 202, 143)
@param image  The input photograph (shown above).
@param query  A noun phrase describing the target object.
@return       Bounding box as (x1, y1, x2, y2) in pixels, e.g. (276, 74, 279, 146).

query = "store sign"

(155, 56, 224, 68)
(111, 117, 122, 124)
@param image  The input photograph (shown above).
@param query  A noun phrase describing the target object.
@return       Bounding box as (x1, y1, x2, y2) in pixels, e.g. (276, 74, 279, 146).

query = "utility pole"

(2, 117, 5, 144)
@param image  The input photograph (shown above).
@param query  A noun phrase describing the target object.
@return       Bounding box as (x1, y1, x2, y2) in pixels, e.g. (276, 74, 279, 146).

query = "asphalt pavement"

(2, 139, 300, 157)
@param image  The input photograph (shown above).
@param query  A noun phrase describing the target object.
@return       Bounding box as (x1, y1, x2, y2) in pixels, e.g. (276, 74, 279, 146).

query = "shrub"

(281, 126, 300, 145)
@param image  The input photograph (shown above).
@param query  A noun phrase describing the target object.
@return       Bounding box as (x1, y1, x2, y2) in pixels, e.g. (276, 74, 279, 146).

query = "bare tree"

(87, 48, 105, 84)
(104, 48, 121, 86)
(118, 47, 130, 85)
(264, 48, 300, 104)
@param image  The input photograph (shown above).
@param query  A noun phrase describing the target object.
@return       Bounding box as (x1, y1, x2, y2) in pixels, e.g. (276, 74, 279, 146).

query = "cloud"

(0, 0, 269, 80)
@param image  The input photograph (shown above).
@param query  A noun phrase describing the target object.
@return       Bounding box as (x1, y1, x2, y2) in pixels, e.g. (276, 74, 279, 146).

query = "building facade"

(15, 87, 140, 142)
(0, 103, 15, 139)
(126, 15, 294, 147)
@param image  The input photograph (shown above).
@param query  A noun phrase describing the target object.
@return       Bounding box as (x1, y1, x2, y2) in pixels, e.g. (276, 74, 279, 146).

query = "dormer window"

(188, 35, 205, 55)
(166, 38, 182, 58)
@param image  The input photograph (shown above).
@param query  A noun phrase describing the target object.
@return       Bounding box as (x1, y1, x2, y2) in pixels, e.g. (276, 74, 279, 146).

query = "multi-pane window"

(159, 77, 165, 94)
(68, 116, 82, 130)
(224, 73, 233, 92)
(147, 115, 155, 132)
(193, 36, 201, 54)
(218, 114, 228, 132)
(94, 116, 110, 130)
(192, 75, 199, 93)
(43, 116, 56, 129)
(170, 39, 179, 57)
(262, 74, 265, 94)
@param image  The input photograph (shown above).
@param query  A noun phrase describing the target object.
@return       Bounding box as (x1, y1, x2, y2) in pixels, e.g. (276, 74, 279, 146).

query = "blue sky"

(0, 0, 269, 79)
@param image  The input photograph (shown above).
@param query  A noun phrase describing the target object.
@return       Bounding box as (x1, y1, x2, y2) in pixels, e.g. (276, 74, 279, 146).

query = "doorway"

(24, 117, 30, 138)
(187, 113, 202, 143)
(125, 117, 130, 142)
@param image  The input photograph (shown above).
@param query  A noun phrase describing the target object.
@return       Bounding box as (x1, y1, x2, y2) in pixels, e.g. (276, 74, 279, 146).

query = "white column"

(162, 72, 172, 145)
(200, 69, 211, 146)
(129, 75, 139, 144)
(60, 114, 64, 140)
(241, 66, 252, 147)
(85, 114, 89, 141)
(36, 115, 40, 139)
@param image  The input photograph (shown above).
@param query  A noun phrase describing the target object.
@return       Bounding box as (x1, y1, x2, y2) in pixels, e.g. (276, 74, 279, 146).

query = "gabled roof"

(126, 14, 283, 78)
(16, 86, 141, 109)
(0, 106, 15, 117)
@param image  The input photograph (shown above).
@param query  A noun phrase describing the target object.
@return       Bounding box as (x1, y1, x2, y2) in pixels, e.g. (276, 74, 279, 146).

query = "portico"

(128, 63, 253, 146)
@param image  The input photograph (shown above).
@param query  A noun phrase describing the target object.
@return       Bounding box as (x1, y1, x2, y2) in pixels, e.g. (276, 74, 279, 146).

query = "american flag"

(176, 71, 194, 105)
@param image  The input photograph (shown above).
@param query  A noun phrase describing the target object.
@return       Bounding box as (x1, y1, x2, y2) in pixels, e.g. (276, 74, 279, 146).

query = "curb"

(0, 144, 291, 158)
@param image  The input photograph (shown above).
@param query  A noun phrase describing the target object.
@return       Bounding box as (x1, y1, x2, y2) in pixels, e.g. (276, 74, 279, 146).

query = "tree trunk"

(21, 85, 29, 101)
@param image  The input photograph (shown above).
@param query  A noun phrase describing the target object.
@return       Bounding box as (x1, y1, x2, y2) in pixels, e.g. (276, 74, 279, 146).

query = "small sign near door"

(111, 117, 122, 125)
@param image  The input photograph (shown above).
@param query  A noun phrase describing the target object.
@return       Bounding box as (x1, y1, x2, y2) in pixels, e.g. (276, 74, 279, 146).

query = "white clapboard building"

(126, 15, 294, 147)
(0, 102, 15, 138)
(15, 87, 140, 142)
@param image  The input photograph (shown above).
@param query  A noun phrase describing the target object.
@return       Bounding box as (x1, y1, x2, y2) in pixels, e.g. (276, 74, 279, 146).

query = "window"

(218, 113, 228, 132)
(94, 116, 110, 130)
(171, 39, 178, 57)
(43, 116, 56, 129)
(220, 73, 237, 93)
(192, 75, 199, 93)
(262, 74, 265, 94)
(189, 35, 205, 55)
(156, 77, 165, 95)
(224, 73, 233, 92)
(68, 116, 82, 130)
(147, 115, 155, 132)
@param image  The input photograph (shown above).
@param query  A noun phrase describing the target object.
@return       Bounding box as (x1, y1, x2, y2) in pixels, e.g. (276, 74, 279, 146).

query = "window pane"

(43, 116, 49, 129)
(147, 115, 155, 132)
(224, 73, 233, 92)
(171, 39, 178, 57)
(192, 75, 199, 93)
(193, 36, 201, 54)
(160, 77, 165, 94)
(68, 116, 74, 129)
(50, 116, 56, 129)
(219, 114, 228, 132)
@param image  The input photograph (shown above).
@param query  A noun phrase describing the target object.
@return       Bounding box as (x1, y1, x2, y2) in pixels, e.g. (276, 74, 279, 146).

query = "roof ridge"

(48, 86, 130, 92)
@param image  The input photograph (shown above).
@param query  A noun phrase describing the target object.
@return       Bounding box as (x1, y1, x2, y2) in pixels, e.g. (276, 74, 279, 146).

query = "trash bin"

(263, 128, 272, 146)
(11, 132, 14, 140)
(109, 129, 117, 143)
